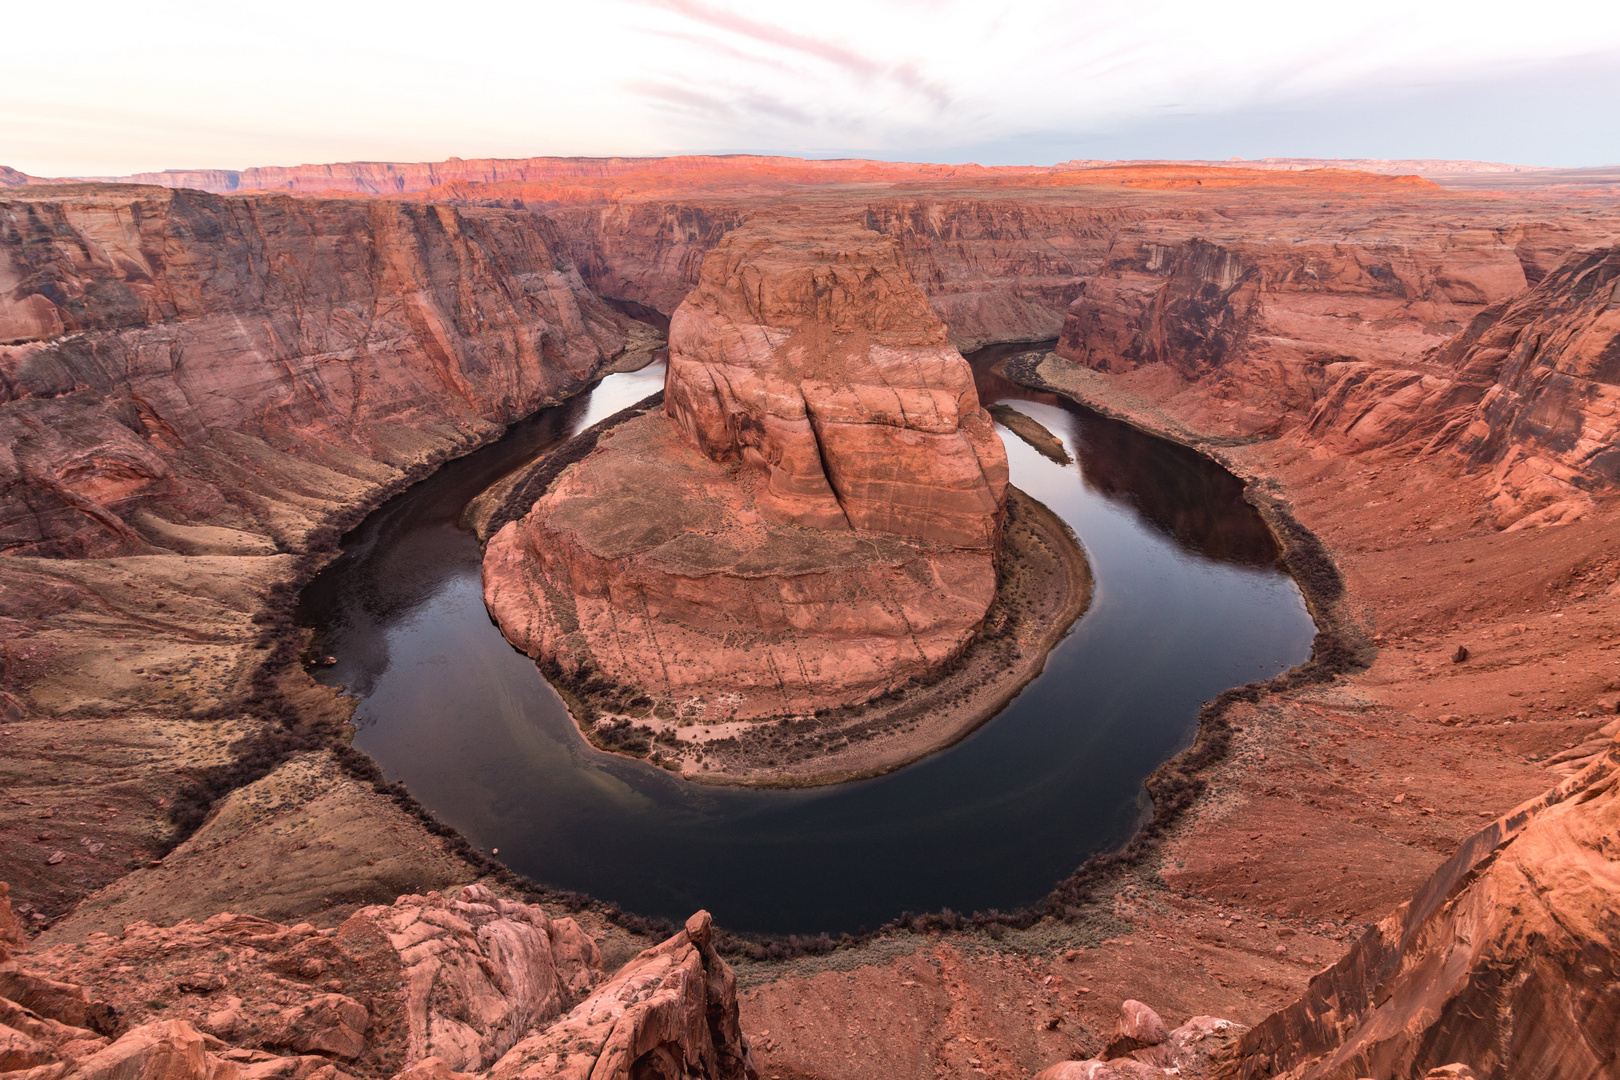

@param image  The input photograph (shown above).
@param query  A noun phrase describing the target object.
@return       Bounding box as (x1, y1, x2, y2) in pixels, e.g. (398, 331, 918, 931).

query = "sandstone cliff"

(1220, 727, 1620, 1080)
(483, 224, 1008, 725)
(0, 185, 635, 558)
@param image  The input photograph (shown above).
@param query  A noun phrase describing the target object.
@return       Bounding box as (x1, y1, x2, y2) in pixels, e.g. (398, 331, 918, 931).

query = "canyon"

(2, 155, 1620, 1079)
(479, 222, 1091, 782)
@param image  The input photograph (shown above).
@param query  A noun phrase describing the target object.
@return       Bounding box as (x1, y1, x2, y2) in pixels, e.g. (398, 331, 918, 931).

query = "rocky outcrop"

(0, 185, 634, 557)
(1221, 732, 1620, 1080)
(1448, 247, 1620, 527)
(663, 225, 1007, 548)
(1301, 245, 1620, 527)
(485, 911, 754, 1080)
(1033, 1001, 1249, 1080)
(1051, 227, 1535, 418)
(1, 883, 751, 1080)
(483, 224, 1008, 723)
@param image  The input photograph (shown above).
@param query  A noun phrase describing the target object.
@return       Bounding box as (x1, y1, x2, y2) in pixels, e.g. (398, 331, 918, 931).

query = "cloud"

(626, 0, 953, 111)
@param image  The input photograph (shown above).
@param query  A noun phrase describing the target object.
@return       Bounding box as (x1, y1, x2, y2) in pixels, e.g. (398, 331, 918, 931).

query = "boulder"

(1104, 1000, 1169, 1056)
(262, 995, 368, 1061)
(68, 1020, 238, 1080)
(0, 883, 21, 962)
(0, 1023, 54, 1072)
(385, 1057, 477, 1080)
(0, 964, 91, 1028)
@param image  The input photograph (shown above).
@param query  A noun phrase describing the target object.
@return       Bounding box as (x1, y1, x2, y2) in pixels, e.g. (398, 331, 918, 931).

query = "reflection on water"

(296, 346, 1316, 934)
(973, 344, 1279, 568)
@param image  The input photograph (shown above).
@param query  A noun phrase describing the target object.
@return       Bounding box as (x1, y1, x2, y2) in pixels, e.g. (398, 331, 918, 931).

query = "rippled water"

(296, 345, 1315, 934)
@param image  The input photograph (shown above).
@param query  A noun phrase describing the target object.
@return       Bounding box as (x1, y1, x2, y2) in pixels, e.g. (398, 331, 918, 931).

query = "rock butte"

(483, 224, 1009, 721)
(3, 155, 1620, 1080)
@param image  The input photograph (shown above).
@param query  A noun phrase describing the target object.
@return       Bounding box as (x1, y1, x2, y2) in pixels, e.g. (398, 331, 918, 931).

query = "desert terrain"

(3, 155, 1619, 1079)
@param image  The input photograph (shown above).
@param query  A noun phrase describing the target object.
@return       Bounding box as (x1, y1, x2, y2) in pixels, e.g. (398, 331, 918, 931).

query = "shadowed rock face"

(1301, 245, 1620, 527)
(484, 225, 1007, 721)
(0, 185, 631, 557)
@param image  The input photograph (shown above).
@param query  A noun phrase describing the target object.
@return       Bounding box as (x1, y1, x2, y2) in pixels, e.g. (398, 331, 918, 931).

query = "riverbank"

(726, 352, 1620, 1080)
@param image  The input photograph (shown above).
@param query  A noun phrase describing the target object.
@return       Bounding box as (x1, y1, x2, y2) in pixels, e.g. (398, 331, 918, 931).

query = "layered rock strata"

(1307, 244, 1620, 527)
(0, 882, 754, 1080)
(0, 185, 636, 557)
(484, 224, 1009, 725)
(0, 183, 642, 918)
(1221, 729, 1620, 1080)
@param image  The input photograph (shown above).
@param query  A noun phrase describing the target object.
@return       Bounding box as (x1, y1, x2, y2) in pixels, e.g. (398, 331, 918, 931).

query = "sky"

(4, 0, 1619, 176)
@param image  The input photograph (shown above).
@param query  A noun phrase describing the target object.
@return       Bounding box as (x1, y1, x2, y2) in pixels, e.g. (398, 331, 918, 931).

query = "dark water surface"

(297, 345, 1315, 934)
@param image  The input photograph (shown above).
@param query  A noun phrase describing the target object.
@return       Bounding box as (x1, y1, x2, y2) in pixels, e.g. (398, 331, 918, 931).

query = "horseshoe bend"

(1, 155, 1620, 1080)
(480, 223, 1090, 783)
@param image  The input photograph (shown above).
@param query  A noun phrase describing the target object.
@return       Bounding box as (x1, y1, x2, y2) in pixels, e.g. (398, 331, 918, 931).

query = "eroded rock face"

(0, 186, 632, 557)
(1302, 245, 1620, 527)
(1222, 733, 1620, 1080)
(484, 225, 1007, 720)
(1, 883, 751, 1080)
(664, 225, 1007, 548)
(486, 911, 755, 1080)
(1033, 1002, 1249, 1080)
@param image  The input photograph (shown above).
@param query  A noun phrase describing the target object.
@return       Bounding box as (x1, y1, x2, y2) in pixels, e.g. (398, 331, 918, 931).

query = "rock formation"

(8, 154, 1620, 1080)
(0, 184, 638, 557)
(1219, 729, 1620, 1080)
(0, 882, 753, 1080)
(483, 224, 1008, 723)
(1308, 245, 1620, 528)
(1032, 1000, 1249, 1080)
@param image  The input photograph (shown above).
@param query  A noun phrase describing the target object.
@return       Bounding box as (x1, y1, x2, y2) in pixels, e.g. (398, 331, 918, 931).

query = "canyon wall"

(65, 155, 1032, 197)
(0, 185, 635, 558)
(1300, 244, 1620, 527)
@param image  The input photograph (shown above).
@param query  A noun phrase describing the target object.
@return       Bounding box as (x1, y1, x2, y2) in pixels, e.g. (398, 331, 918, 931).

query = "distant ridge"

(5, 154, 1616, 197)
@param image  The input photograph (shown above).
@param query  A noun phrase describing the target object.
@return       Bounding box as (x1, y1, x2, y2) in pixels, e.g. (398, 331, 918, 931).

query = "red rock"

(1228, 737, 1620, 1078)
(263, 995, 368, 1061)
(341, 884, 601, 1072)
(69, 1020, 238, 1080)
(0, 883, 20, 962)
(0, 963, 91, 1028)
(485, 224, 1007, 720)
(1103, 999, 1169, 1056)
(665, 224, 1007, 548)
(0, 185, 634, 558)
(0, 1023, 53, 1072)
(386, 1057, 476, 1080)
(487, 910, 755, 1080)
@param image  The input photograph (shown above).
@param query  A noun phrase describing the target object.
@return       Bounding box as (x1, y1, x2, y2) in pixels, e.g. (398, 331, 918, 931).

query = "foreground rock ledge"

(1, 881, 756, 1080)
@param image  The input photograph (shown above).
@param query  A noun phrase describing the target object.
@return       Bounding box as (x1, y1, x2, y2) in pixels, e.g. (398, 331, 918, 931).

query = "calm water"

(296, 346, 1314, 934)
